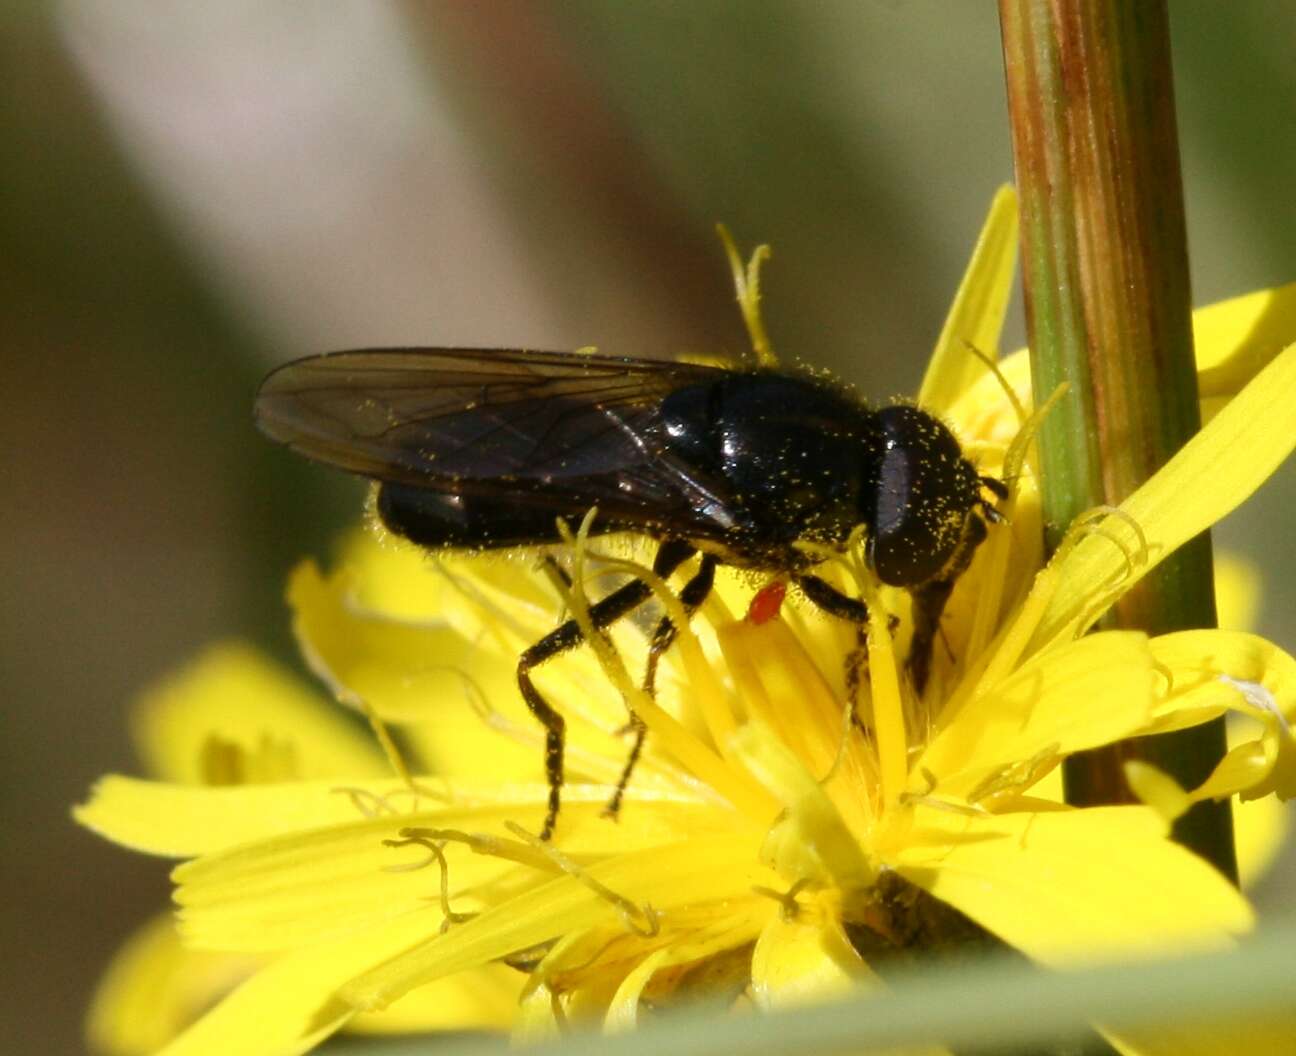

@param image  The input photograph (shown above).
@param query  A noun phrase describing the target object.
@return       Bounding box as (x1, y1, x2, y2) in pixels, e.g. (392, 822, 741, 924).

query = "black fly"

(255, 346, 1004, 839)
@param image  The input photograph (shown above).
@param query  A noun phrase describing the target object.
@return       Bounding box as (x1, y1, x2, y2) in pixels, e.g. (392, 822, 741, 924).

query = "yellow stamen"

(717, 223, 778, 368)
(505, 822, 660, 938)
(331, 783, 449, 818)
(962, 338, 1030, 427)
(381, 832, 477, 930)
(751, 877, 813, 921)
(399, 826, 597, 873)
(845, 539, 906, 812)
(347, 689, 419, 789)
(962, 381, 1069, 666)
(557, 514, 777, 822)
(587, 551, 740, 756)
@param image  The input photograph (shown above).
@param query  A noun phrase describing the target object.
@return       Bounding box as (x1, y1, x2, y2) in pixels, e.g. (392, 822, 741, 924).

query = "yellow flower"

(77, 188, 1296, 1056)
(83, 644, 521, 1056)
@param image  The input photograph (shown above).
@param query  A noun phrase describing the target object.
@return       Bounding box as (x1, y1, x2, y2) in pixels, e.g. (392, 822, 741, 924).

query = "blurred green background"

(6, 4, 1296, 1052)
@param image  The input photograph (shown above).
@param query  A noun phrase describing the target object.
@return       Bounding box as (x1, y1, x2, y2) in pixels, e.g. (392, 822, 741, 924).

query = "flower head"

(78, 189, 1296, 1056)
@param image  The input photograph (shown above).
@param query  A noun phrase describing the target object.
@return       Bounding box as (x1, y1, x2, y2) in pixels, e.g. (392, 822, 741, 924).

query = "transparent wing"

(255, 347, 735, 526)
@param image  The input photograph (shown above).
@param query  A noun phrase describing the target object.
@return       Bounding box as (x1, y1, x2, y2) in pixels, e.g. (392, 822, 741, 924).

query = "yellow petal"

(288, 559, 491, 723)
(1146, 630, 1296, 803)
(132, 643, 386, 786)
(717, 618, 871, 830)
(917, 632, 1156, 800)
(289, 548, 523, 781)
(602, 911, 765, 1030)
(74, 776, 409, 858)
(1213, 553, 1261, 633)
(174, 791, 732, 952)
(605, 948, 672, 1032)
(896, 806, 1253, 966)
(175, 814, 483, 953)
(1150, 630, 1296, 722)
(347, 962, 520, 1033)
(1193, 279, 1296, 385)
(87, 913, 260, 1056)
(919, 185, 1019, 413)
(154, 910, 456, 1056)
(343, 528, 559, 647)
(1027, 344, 1296, 654)
(288, 556, 672, 787)
(1234, 791, 1289, 891)
(513, 982, 562, 1043)
(1188, 741, 1275, 802)
(750, 910, 870, 1010)
(343, 833, 769, 1012)
(728, 721, 875, 895)
(950, 281, 1296, 446)
(1123, 761, 1191, 826)
(946, 347, 1032, 452)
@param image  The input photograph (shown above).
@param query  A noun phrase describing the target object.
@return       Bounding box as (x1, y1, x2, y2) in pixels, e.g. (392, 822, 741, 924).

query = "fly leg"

(796, 573, 873, 720)
(908, 512, 989, 694)
(795, 573, 870, 624)
(604, 552, 717, 820)
(907, 579, 954, 696)
(518, 539, 696, 840)
(843, 624, 868, 719)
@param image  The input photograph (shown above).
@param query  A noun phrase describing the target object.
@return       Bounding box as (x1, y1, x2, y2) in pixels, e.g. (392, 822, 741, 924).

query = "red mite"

(746, 579, 788, 625)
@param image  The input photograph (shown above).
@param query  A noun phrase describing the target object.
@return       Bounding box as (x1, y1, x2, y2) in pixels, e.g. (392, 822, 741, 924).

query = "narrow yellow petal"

(174, 793, 732, 952)
(606, 909, 765, 1026)
(950, 282, 1296, 447)
(1193, 279, 1296, 383)
(1028, 344, 1296, 654)
(73, 776, 409, 858)
(946, 347, 1032, 451)
(87, 913, 260, 1056)
(175, 815, 479, 953)
(919, 185, 1019, 413)
(1123, 761, 1191, 826)
(1195, 710, 1296, 804)
(896, 806, 1253, 966)
(918, 633, 1156, 800)
(717, 618, 870, 827)
(1234, 791, 1289, 891)
(154, 910, 455, 1056)
(867, 598, 908, 814)
(347, 963, 520, 1033)
(291, 553, 736, 794)
(343, 834, 768, 1011)
(1188, 741, 1275, 802)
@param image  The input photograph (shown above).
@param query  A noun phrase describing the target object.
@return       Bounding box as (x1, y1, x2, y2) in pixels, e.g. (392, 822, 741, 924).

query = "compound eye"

(867, 405, 979, 587)
(870, 445, 964, 586)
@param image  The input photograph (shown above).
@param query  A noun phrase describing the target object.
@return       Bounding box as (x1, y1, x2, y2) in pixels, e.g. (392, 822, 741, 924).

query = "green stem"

(998, 0, 1235, 881)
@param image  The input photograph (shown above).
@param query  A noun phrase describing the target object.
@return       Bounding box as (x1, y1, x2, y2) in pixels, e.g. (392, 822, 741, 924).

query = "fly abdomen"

(377, 484, 581, 550)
